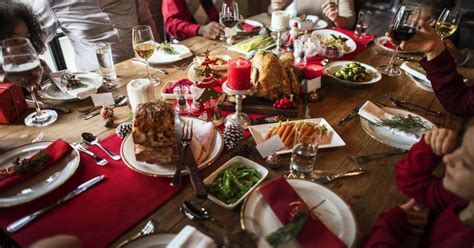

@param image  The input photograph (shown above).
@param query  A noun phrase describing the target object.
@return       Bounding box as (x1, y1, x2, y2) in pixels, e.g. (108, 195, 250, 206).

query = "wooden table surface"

(1, 13, 472, 247)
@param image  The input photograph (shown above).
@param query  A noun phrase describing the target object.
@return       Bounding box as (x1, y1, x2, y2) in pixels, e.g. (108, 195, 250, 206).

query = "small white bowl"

(204, 156, 268, 209)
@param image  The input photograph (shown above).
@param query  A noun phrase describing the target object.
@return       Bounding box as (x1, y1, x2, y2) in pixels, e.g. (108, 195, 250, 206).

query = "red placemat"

(0, 134, 182, 247)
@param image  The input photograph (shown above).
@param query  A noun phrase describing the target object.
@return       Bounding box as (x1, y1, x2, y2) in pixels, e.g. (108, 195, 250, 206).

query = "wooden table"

(1, 13, 472, 247)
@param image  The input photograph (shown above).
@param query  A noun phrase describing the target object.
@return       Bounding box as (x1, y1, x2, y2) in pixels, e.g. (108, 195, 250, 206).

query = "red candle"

(227, 58, 251, 90)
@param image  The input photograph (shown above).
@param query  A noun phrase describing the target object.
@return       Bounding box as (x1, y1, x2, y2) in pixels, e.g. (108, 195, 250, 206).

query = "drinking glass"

(354, 10, 372, 38)
(220, 1, 239, 41)
(377, 5, 420, 77)
(96, 43, 116, 81)
(289, 124, 322, 178)
(436, 8, 462, 40)
(294, 36, 307, 66)
(132, 25, 159, 85)
(2, 38, 57, 127)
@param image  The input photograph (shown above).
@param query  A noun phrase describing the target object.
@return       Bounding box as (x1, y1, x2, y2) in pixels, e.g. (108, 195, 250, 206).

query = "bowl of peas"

(324, 61, 382, 86)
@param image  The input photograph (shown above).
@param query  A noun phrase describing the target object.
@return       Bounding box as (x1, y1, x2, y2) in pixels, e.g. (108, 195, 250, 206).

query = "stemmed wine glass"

(2, 38, 58, 127)
(377, 5, 420, 77)
(435, 8, 462, 40)
(220, 1, 239, 41)
(132, 25, 159, 85)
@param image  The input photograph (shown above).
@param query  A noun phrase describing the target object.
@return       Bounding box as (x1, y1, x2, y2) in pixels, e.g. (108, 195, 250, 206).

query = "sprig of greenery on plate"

(375, 114, 425, 130)
(157, 42, 177, 55)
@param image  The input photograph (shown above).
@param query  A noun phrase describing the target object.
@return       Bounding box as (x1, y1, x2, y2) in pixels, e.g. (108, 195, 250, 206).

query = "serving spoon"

(81, 132, 121, 160)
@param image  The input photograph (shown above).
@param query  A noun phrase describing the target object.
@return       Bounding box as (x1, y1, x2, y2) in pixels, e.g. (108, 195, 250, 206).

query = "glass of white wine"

(132, 25, 159, 84)
(435, 8, 462, 40)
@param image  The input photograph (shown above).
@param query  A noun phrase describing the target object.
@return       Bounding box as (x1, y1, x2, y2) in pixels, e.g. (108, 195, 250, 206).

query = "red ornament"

(273, 97, 293, 109)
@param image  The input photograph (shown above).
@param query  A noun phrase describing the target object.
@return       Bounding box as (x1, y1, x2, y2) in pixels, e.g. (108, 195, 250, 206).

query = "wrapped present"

(0, 83, 27, 124)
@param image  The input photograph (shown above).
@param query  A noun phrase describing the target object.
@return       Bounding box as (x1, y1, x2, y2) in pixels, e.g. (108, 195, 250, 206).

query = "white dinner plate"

(121, 117, 224, 177)
(290, 15, 328, 31)
(123, 233, 176, 248)
(360, 107, 436, 150)
(38, 72, 102, 101)
(374, 36, 422, 55)
(311, 29, 357, 54)
(400, 62, 432, 92)
(0, 141, 80, 207)
(241, 178, 357, 247)
(324, 61, 382, 86)
(148, 43, 193, 64)
(405, 71, 433, 92)
(248, 118, 345, 155)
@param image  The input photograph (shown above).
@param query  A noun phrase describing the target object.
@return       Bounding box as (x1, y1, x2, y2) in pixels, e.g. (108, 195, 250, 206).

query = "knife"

(7, 175, 106, 233)
(131, 58, 168, 75)
(313, 168, 367, 184)
(184, 148, 207, 199)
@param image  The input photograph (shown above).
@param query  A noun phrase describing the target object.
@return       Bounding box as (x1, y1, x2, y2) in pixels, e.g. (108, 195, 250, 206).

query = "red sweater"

(420, 49, 474, 116)
(364, 139, 474, 247)
(162, 0, 219, 40)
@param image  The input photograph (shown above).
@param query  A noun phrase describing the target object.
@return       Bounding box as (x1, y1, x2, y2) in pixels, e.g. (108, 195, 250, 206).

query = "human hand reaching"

(400, 199, 429, 235)
(198, 22, 225, 40)
(424, 128, 457, 156)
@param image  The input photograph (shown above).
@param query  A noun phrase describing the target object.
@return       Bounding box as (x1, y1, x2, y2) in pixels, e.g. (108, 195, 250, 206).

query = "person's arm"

(364, 207, 412, 248)
(137, 0, 160, 41)
(32, 0, 59, 43)
(162, 0, 201, 40)
(396, 138, 460, 212)
(267, 0, 292, 14)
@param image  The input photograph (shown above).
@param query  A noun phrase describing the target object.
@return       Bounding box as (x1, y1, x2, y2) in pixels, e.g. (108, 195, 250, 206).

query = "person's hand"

(270, 0, 287, 12)
(399, 199, 429, 235)
(198, 22, 225, 40)
(321, 1, 339, 23)
(424, 128, 457, 156)
(444, 39, 462, 61)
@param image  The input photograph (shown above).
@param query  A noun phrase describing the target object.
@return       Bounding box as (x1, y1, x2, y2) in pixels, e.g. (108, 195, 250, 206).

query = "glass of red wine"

(220, 1, 239, 41)
(377, 5, 420, 77)
(2, 38, 58, 127)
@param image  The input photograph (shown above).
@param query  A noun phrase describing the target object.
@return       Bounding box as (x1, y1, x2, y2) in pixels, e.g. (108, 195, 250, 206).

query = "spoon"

(182, 200, 213, 221)
(81, 132, 121, 160)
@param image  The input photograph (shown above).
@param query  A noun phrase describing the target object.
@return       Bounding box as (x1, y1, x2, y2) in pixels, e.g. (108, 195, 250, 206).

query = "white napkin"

(49, 71, 97, 99)
(190, 121, 216, 164)
(400, 62, 430, 83)
(358, 101, 424, 142)
(167, 225, 216, 248)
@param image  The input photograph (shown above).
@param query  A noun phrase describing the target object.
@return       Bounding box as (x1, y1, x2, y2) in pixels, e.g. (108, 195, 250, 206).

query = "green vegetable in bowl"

(333, 62, 372, 82)
(206, 163, 262, 204)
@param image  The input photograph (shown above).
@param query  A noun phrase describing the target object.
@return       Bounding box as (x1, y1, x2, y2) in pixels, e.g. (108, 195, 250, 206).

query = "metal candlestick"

(270, 27, 289, 56)
(222, 82, 255, 129)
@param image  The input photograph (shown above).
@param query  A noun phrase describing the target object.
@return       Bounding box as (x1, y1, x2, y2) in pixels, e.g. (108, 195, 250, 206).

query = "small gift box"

(0, 83, 27, 124)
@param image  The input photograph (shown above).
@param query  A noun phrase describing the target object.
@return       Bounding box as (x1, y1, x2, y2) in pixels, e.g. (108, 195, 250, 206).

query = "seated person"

(365, 127, 474, 247)
(394, 20, 473, 116)
(444, 40, 474, 68)
(162, 0, 225, 40)
(268, 0, 355, 29)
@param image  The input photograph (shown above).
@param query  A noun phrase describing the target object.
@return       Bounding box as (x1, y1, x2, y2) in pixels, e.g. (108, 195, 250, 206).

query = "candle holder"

(270, 27, 289, 56)
(222, 81, 255, 129)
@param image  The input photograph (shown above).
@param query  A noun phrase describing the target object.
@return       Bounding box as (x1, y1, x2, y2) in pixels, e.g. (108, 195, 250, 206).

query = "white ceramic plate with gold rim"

(324, 61, 382, 86)
(123, 233, 177, 248)
(121, 117, 224, 177)
(0, 141, 80, 207)
(147, 43, 193, 64)
(240, 178, 357, 247)
(38, 72, 102, 101)
(311, 29, 357, 54)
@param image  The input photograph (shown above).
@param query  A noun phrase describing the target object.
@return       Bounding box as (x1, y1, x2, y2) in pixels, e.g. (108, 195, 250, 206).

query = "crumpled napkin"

(358, 101, 425, 143)
(49, 71, 96, 99)
(167, 225, 216, 248)
(400, 62, 430, 83)
(190, 121, 216, 164)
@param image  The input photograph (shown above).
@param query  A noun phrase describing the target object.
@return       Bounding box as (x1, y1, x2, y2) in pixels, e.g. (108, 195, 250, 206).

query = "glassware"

(220, 1, 239, 41)
(96, 43, 117, 81)
(1, 38, 57, 127)
(189, 84, 202, 113)
(289, 124, 322, 178)
(354, 10, 372, 39)
(132, 25, 160, 85)
(435, 8, 462, 40)
(377, 5, 420, 77)
(294, 36, 307, 66)
(174, 84, 190, 114)
(318, 44, 343, 65)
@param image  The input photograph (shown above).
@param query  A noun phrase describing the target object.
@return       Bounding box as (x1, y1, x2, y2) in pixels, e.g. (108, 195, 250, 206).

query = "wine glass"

(132, 25, 159, 85)
(435, 8, 462, 40)
(377, 5, 420, 77)
(220, 1, 239, 41)
(2, 38, 58, 127)
(354, 10, 372, 39)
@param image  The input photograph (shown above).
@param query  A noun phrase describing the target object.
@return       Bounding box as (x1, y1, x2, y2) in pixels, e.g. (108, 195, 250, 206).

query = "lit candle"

(227, 58, 251, 90)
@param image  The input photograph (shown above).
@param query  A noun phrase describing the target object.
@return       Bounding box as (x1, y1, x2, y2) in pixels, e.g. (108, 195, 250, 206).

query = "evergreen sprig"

(375, 114, 425, 130)
(13, 152, 49, 174)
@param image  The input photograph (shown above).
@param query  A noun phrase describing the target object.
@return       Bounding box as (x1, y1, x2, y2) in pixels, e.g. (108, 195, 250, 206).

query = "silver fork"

(348, 150, 407, 164)
(171, 120, 193, 186)
(116, 219, 157, 247)
(72, 142, 108, 166)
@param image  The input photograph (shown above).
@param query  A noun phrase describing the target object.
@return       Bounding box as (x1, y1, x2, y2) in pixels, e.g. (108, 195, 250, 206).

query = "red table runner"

(0, 134, 182, 247)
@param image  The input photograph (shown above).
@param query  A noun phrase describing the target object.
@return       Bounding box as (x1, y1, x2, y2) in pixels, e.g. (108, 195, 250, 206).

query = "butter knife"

(313, 168, 367, 184)
(7, 175, 106, 233)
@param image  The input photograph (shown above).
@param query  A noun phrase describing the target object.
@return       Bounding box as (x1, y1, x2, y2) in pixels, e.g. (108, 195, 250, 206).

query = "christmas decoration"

(307, 91, 323, 102)
(100, 106, 114, 119)
(232, 143, 253, 157)
(273, 96, 293, 109)
(224, 123, 244, 151)
(265, 152, 281, 169)
(104, 117, 114, 128)
(116, 122, 132, 138)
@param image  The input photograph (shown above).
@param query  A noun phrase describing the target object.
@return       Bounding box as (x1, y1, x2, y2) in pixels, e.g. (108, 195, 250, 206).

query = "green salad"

(333, 62, 372, 82)
(207, 163, 262, 204)
(157, 42, 177, 54)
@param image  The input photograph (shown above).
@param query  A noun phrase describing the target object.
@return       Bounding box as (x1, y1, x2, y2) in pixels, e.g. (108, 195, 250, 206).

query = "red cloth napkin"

(0, 139, 73, 192)
(383, 40, 396, 49)
(241, 22, 259, 31)
(259, 177, 346, 248)
(0, 134, 182, 247)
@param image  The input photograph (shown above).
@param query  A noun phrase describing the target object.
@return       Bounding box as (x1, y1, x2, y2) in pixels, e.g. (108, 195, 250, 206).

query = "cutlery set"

(83, 95, 128, 120)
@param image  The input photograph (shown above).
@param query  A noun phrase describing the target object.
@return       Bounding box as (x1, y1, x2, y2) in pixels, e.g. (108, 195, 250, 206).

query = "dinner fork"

(386, 95, 445, 117)
(116, 219, 157, 247)
(347, 150, 407, 164)
(72, 142, 108, 166)
(171, 120, 193, 186)
(338, 105, 361, 126)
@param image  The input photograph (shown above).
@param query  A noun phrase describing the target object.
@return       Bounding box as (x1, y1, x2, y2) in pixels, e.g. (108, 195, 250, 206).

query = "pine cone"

(224, 123, 244, 151)
(116, 122, 132, 138)
(232, 143, 252, 157)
